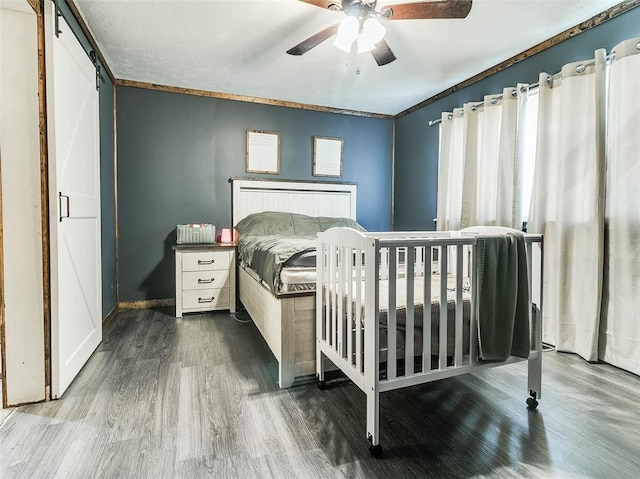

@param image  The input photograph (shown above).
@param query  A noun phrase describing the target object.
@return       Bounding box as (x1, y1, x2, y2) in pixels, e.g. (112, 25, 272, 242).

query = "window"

(519, 89, 539, 225)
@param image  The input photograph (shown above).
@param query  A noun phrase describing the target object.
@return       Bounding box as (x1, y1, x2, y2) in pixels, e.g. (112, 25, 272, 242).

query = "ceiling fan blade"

(371, 39, 396, 66)
(296, 0, 342, 11)
(287, 24, 340, 56)
(381, 0, 472, 20)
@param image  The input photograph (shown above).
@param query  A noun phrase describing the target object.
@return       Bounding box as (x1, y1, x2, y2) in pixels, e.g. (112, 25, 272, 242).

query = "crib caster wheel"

(369, 444, 383, 459)
(318, 380, 327, 390)
(526, 391, 538, 410)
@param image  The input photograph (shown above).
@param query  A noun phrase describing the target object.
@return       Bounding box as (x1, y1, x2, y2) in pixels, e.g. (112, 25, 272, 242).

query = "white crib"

(315, 228, 543, 458)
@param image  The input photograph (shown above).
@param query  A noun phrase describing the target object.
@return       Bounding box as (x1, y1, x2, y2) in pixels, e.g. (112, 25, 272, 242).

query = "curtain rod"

(428, 89, 519, 126)
(428, 53, 616, 126)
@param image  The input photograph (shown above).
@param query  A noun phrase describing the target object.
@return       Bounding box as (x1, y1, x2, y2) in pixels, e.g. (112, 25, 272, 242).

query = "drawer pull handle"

(198, 297, 214, 303)
(198, 259, 215, 265)
(198, 278, 215, 284)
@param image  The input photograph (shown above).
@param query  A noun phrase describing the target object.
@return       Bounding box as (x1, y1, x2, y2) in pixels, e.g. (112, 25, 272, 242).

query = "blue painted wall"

(60, 1, 117, 317)
(116, 87, 393, 302)
(394, 7, 640, 231)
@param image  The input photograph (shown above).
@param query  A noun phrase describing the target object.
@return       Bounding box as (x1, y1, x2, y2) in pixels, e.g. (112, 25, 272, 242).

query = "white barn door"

(45, 3, 102, 398)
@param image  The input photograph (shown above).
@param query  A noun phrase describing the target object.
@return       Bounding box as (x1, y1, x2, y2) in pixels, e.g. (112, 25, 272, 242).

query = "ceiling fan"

(287, 0, 473, 66)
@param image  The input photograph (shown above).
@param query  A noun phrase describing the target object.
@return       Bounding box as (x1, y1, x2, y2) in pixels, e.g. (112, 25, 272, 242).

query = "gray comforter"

(235, 211, 366, 292)
(237, 234, 316, 291)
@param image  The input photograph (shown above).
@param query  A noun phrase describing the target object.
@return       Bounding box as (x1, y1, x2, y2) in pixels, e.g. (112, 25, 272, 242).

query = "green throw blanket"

(475, 232, 530, 361)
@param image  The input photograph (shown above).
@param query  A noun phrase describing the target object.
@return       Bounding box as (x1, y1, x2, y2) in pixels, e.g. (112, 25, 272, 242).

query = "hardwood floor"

(1, 308, 639, 478)
(0, 407, 10, 427)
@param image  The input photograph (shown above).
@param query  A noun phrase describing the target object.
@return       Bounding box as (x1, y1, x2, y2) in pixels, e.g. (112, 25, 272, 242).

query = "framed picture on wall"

(313, 136, 343, 177)
(246, 130, 280, 175)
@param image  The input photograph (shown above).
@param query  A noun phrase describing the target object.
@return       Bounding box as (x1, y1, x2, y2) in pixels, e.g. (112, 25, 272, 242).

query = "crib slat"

(469, 244, 478, 363)
(405, 247, 415, 375)
(439, 245, 448, 369)
(316, 242, 325, 381)
(337, 247, 342, 350)
(346, 247, 354, 366)
(416, 246, 424, 277)
(527, 242, 533, 352)
(355, 248, 363, 373)
(527, 242, 533, 299)
(328, 244, 335, 349)
(422, 247, 432, 373)
(338, 246, 347, 358)
(379, 246, 388, 280)
(322, 244, 327, 342)
(318, 244, 324, 342)
(387, 247, 397, 380)
(455, 244, 463, 366)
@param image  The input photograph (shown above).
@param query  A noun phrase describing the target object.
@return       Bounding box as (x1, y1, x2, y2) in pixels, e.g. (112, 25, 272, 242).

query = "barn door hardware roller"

(52, 0, 62, 37)
(89, 51, 105, 90)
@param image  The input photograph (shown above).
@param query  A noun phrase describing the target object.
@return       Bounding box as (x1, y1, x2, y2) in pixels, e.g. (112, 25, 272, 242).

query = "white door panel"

(45, 2, 102, 398)
(57, 218, 101, 390)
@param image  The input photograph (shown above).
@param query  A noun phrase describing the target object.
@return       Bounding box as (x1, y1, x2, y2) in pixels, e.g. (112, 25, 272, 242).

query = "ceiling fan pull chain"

(345, 52, 361, 75)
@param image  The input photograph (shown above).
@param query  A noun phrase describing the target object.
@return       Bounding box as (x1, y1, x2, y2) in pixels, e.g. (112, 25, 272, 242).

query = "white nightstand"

(173, 243, 236, 317)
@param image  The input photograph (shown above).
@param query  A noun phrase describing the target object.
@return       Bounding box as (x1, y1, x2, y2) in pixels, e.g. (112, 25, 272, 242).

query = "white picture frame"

(313, 136, 343, 178)
(246, 130, 280, 175)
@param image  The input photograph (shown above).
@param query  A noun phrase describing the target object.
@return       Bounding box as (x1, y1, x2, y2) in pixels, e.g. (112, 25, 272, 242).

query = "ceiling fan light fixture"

(333, 16, 359, 52)
(289, 0, 474, 66)
(362, 17, 385, 44)
(357, 17, 385, 52)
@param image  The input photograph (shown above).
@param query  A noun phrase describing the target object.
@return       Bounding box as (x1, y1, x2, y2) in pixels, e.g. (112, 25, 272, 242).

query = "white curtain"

(528, 50, 607, 361)
(437, 87, 523, 231)
(476, 87, 523, 227)
(599, 37, 640, 375)
(437, 109, 464, 231)
(436, 38, 640, 374)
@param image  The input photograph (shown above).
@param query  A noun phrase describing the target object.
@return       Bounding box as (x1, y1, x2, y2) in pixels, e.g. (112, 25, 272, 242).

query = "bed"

(315, 226, 543, 457)
(231, 178, 359, 388)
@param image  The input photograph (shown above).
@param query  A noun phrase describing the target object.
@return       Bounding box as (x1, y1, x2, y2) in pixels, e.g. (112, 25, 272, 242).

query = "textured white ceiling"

(74, 0, 623, 115)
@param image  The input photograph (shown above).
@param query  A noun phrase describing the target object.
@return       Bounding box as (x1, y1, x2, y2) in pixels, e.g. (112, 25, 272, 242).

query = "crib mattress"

(327, 274, 472, 358)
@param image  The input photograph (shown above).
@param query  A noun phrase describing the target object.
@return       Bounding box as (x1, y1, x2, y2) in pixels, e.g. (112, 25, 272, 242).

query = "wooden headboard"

(231, 178, 357, 225)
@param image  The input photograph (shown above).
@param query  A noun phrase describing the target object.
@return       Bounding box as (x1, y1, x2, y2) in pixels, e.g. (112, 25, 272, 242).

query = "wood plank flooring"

(0, 409, 11, 427)
(1, 307, 639, 478)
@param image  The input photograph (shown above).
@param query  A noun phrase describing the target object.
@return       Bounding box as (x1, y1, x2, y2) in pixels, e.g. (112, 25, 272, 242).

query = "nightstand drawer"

(182, 251, 230, 272)
(182, 270, 230, 290)
(183, 288, 230, 310)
